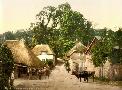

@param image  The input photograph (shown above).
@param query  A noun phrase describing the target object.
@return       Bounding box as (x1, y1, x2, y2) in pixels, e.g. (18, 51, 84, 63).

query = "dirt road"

(14, 65, 122, 90)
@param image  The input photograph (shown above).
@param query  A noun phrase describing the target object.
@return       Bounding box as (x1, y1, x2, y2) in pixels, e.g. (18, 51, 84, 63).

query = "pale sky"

(1, 0, 122, 34)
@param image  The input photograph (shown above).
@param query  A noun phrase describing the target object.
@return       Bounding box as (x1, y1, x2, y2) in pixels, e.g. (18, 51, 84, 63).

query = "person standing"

(10, 71, 15, 87)
(38, 69, 42, 80)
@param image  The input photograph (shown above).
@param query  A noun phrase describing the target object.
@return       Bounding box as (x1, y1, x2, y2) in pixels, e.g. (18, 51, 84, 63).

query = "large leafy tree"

(111, 29, 122, 64)
(30, 3, 94, 61)
(91, 29, 115, 67)
(91, 28, 122, 67)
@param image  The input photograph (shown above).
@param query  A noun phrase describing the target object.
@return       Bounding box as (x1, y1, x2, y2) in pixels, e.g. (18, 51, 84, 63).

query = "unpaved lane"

(14, 65, 122, 90)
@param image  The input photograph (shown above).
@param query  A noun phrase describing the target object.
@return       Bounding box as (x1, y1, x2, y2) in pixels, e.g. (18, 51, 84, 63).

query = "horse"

(72, 70, 95, 82)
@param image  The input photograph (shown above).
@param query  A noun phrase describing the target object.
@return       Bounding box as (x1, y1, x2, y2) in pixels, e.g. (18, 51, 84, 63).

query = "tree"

(3, 31, 15, 40)
(91, 29, 115, 67)
(14, 30, 34, 48)
(30, 3, 94, 62)
(91, 41, 108, 67)
(111, 29, 122, 64)
(114, 28, 122, 48)
(91, 28, 122, 66)
(0, 31, 15, 44)
(0, 44, 14, 90)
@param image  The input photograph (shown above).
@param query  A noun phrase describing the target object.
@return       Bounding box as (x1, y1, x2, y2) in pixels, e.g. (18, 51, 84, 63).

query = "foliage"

(29, 3, 94, 61)
(0, 44, 14, 90)
(95, 77, 110, 82)
(111, 29, 122, 64)
(45, 59, 54, 69)
(3, 31, 15, 40)
(91, 41, 109, 67)
(91, 29, 113, 66)
(0, 30, 34, 48)
(64, 60, 70, 72)
(91, 28, 122, 66)
(45, 59, 53, 65)
(14, 30, 34, 48)
(0, 31, 15, 44)
(114, 28, 122, 48)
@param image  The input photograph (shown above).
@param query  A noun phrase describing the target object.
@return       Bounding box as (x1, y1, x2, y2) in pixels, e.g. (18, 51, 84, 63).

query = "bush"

(64, 60, 70, 72)
(0, 44, 14, 90)
(45, 59, 54, 69)
(95, 76, 110, 82)
(48, 60, 53, 66)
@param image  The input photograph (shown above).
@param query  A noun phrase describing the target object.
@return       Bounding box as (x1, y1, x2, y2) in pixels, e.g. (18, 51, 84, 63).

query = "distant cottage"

(32, 44, 55, 65)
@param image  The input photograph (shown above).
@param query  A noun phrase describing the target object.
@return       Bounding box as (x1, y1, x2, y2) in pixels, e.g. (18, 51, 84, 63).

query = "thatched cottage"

(32, 44, 55, 65)
(67, 42, 87, 73)
(4, 40, 44, 78)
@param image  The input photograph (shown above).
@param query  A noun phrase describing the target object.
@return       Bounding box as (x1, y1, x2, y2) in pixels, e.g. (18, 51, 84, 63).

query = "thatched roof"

(67, 42, 87, 57)
(4, 40, 44, 67)
(32, 44, 54, 56)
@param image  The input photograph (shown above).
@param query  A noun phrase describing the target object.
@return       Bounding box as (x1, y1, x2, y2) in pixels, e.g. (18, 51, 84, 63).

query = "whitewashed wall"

(69, 53, 86, 72)
(84, 54, 95, 71)
(37, 54, 54, 61)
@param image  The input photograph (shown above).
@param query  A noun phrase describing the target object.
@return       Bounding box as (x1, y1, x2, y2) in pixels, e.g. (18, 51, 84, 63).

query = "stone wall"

(85, 54, 122, 80)
(108, 64, 122, 80)
(94, 60, 111, 78)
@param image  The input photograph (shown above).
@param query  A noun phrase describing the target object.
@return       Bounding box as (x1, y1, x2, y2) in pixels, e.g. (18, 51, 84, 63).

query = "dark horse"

(72, 70, 95, 82)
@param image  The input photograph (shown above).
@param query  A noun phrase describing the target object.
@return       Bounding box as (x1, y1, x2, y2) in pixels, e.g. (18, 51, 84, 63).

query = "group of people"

(38, 67, 51, 80)
(27, 66, 51, 80)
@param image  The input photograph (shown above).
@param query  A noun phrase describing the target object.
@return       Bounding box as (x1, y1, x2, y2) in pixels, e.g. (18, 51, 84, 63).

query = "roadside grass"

(94, 77, 122, 87)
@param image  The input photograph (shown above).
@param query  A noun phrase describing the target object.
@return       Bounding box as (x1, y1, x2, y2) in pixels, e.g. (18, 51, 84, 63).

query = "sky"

(0, 0, 122, 34)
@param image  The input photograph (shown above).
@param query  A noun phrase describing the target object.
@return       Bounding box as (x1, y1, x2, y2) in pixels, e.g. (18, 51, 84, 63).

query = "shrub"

(64, 60, 70, 72)
(45, 59, 54, 69)
(0, 44, 14, 90)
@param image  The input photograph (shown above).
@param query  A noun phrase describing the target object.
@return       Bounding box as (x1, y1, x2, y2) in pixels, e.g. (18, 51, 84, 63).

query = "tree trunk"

(54, 54, 58, 65)
(101, 63, 104, 78)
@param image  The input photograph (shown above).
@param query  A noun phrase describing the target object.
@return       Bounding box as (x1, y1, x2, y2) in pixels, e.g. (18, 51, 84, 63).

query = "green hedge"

(0, 44, 14, 90)
(45, 59, 54, 69)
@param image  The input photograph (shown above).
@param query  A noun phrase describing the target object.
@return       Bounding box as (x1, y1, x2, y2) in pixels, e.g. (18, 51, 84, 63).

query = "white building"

(32, 44, 55, 65)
